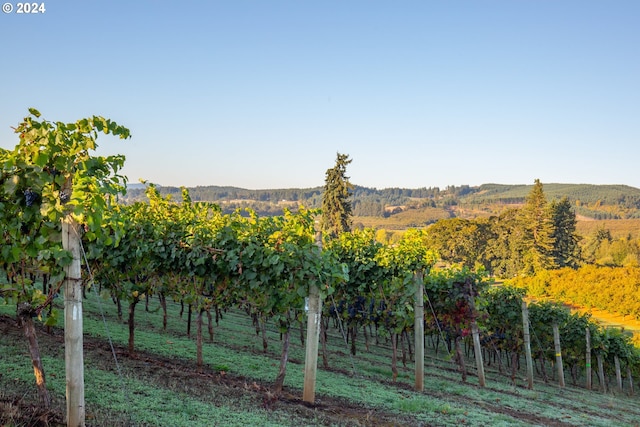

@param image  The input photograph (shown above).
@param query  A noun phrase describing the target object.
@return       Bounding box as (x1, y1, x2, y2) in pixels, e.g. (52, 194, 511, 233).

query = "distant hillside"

(466, 183, 640, 205)
(462, 183, 640, 220)
(121, 184, 444, 217)
(122, 182, 640, 221)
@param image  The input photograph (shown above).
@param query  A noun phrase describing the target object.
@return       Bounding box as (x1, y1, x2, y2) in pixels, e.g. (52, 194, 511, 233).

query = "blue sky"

(1, 1, 638, 190)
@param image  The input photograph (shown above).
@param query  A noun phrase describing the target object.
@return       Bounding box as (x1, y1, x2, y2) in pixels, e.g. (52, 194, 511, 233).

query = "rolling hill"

(123, 182, 640, 224)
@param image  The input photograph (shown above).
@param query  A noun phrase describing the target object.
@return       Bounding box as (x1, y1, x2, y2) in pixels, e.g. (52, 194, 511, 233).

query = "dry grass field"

(576, 218, 640, 239)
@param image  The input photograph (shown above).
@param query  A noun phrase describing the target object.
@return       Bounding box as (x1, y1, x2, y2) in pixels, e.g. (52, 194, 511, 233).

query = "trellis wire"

(328, 293, 359, 377)
(77, 229, 132, 421)
(423, 289, 455, 363)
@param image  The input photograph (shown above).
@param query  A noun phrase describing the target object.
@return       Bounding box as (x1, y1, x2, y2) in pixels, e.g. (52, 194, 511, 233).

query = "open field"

(575, 219, 640, 240)
(2, 294, 640, 427)
(354, 207, 452, 231)
(355, 212, 640, 240)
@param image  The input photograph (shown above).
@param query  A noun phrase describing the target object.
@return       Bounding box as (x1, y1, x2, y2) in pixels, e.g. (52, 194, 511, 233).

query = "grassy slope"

(468, 183, 640, 203)
(355, 207, 452, 230)
(575, 219, 640, 240)
(2, 294, 640, 427)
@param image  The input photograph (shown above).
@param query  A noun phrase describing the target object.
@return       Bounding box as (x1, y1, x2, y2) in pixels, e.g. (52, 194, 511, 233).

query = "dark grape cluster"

(329, 296, 384, 323)
(60, 190, 70, 203)
(23, 189, 38, 207)
(44, 166, 60, 177)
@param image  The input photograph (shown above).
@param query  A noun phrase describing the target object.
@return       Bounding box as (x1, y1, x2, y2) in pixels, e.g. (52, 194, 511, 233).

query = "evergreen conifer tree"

(520, 179, 555, 275)
(550, 197, 581, 268)
(321, 153, 353, 238)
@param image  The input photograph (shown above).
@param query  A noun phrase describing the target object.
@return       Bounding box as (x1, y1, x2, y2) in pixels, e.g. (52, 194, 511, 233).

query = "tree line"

(424, 180, 582, 277)
(122, 181, 640, 220)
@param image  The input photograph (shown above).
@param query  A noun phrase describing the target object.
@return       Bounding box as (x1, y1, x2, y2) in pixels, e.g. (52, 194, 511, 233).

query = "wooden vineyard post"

(597, 353, 607, 393)
(414, 271, 424, 391)
(585, 327, 592, 390)
(303, 283, 321, 402)
(468, 280, 485, 387)
(63, 217, 85, 426)
(552, 323, 565, 388)
(521, 301, 534, 390)
(302, 233, 323, 404)
(614, 355, 623, 393)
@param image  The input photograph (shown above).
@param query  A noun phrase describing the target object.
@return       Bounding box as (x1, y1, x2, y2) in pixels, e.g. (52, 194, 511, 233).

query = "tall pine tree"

(321, 153, 353, 238)
(550, 197, 581, 268)
(520, 179, 555, 275)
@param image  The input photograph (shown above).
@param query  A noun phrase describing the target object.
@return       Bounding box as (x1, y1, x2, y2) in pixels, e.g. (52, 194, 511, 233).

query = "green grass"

(2, 293, 640, 426)
(0, 351, 321, 427)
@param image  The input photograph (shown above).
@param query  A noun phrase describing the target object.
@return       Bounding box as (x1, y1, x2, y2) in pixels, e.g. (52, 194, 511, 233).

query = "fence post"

(302, 233, 323, 403)
(468, 280, 485, 387)
(614, 355, 623, 393)
(63, 217, 85, 426)
(585, 327, 592, 390)
(522, 301, 534, 389)
(552, 323, 565, 388)
(414, 271, 424, 391)
(597, 352, 607, 393)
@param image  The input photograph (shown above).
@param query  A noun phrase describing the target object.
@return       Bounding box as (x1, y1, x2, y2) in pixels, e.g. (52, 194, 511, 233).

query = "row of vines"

(6, 183, 640, 396)
(1, 110, 639, 413)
